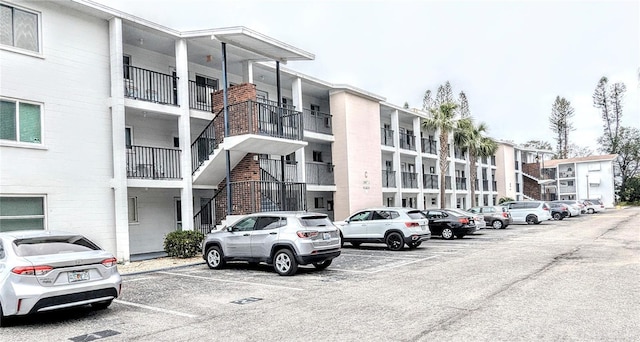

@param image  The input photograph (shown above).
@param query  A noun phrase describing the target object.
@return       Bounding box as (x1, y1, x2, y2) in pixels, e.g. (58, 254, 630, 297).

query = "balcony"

(492, 180, 497, 190)
(454, 148, 466, 160)
(382, 170, 396, 188)
(381, 128, 394, 147)
(188, 80, 217, 112)
(126, 145, 181, 179)
(560, 186, 576, 193)
(401, 172, 418, 188)
(423, 174, 438, 189)
(455, 177, 467, 190)
(306, 162, 335, 186)
(399, 133, 416, 151)
(124, 65, 178, 106)
(303, 109, 332, 135)
(559, 171, 575, 178)
(421, 138, 437, 154)
(482, 180, 489, 191)
(259, 157, 298, 182)
(445, 176, 452, 190)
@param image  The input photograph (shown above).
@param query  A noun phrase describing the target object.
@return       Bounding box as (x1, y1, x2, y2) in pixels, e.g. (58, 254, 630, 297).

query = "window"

(123, 55, 131, 79)
(125, 127, 132, 149)
(195, 75, 218, 103)
(314, 197, 324, 209)
(0, 196, 45, 232)
(1, 4, 39, 53)
(173, 137, 179, 148)
(313, 151, 322, 162)
(254, 217, 283, 230)
(349, 211, 371, 221)
(310, 104, 320, 116)
(128, 197, 138, 223)
(232, 217, 258, 231)
(0, 99, 42, 144)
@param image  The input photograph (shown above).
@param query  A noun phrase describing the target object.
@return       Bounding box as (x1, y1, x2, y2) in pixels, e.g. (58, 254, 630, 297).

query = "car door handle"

(269, 232, 277, 235)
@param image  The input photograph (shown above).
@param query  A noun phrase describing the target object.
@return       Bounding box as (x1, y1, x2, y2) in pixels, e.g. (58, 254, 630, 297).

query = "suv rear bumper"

(297, 249, 341, 265)
(404, 233, 431, 244)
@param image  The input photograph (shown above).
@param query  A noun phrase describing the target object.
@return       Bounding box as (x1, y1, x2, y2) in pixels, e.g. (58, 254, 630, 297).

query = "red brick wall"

(522, 162, 540, 177)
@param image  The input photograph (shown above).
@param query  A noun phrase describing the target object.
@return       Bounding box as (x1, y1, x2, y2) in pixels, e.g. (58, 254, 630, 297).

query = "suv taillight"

(502, 212, 509, 218)
(297, 231, 319, 238)
(405, 222, 420, 228)
(102, 257, 118, 267)
(11, 265, 53, 276)
(459, 218, 469, 224)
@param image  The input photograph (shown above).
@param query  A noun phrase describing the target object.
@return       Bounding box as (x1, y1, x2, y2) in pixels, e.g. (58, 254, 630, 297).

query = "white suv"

(334, 208, 430, 250)
(202, 212, 341, 276)
(500, 201, 552, 224)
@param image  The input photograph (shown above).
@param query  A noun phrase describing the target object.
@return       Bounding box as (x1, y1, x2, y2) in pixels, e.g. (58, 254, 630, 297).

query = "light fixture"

(139, 38, 144, 45)
(206, 55, 212, 63)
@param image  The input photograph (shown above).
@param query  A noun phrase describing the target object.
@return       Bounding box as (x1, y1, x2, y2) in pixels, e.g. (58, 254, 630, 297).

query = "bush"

(163, 230, 204, 258)
(498, 197, 514, 204)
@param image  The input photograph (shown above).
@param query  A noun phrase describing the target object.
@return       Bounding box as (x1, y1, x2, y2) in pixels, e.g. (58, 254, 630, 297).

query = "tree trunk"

(469, 153, 477, 207)
(439, 131, 449, 208)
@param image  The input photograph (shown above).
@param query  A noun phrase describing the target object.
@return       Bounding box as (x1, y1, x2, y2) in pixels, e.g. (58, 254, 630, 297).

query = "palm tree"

(423, 102, 458, 208)
(454, 118, 498, 207)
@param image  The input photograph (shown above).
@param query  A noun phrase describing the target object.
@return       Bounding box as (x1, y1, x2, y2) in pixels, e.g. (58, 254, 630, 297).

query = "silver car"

(202, 212, 341, 276)
(334, 207, 430, 250)
(0, 230, 122, 327)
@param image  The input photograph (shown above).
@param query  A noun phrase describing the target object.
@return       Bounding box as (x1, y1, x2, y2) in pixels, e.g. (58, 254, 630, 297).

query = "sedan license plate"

(68, 270, 89, 283)
(323, 232, 331, 240)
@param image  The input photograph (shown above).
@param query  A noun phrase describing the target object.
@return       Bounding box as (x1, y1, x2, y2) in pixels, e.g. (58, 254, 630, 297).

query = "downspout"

(276, 61, 286, 209)
(221, 42, 232, 215)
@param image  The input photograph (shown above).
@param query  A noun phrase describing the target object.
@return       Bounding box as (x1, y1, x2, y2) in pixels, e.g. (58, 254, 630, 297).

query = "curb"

(119, 260, 206, 277)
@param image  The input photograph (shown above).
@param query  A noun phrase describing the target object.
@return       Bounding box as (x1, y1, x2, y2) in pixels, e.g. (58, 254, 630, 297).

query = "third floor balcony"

(401, 172, 418, 188)
(381, 128, 394, 147)
(421, 138, 437, 154)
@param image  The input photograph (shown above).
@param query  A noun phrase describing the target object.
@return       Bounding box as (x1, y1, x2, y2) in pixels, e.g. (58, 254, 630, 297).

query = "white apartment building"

(1, 0, 505, 261)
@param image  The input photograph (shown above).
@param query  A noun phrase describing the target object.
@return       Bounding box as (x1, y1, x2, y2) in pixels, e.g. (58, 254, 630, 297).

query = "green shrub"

(163, 230, 204, 258)
(498, 197, 514, 204)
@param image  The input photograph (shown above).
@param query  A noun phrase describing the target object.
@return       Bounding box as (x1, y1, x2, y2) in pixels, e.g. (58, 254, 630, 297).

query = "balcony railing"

(259, 158, 298, 182)
(401, 172, 418, 188)
(303, 109, 332, 135)
(454, 148, 466, 160)
(492, 180, 497, 190)
(382, 170, 396, 188)
(188, 80, 217, 112)
(399, 133, 416, 151)
(126, 145, 181, 179)
(423, 174, 438, 189)
(559, 171, 575, 178)
(542, 168, 557, 180)
(491, 156, 496, 166)
(560, 186, 576, 193)
(445, 176, 452, 190)
(124, 65, 178, 106)
(421, 138, 437, 154)
(381, 128, 394, 147)
(306, 162, 335, 185)
(455, 177, 467, 190)
(482, 180, 489, 191)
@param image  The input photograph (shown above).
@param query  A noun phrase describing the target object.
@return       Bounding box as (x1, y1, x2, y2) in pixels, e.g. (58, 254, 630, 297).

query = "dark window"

(232, 217, 258, 231)
(299, 215, 332, 227)
(254, 217, 282, 230)
(13, 236, 101, 257)
(313, 151, 322, 162)
(123, 55, 131, 79)
(173, 137, 179, 148)
(314, 197, 324, 208)
(349, 211, 371, 221)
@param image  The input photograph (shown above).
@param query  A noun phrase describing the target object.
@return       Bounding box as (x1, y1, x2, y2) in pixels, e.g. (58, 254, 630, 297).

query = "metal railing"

(188, 80, 217, 112)
(191, 111, 220, 174)
(194, 186, 225, 235)
(126, 145, 181, 179)
(259, 157, 298, 182)
(399, 133, 416, 151)
(382, 170, 396, 187)
(381, 128, 394, 147)
(306, 162, 335, 185)
(482, 180, 489, 191)
(445, 176, 452, 190)
(123, 65, 178, 105)
(559, 186, 576, 193)
(423, 174, 438, 189)
(454, 148, 466, 159)
(559, 171, 575, 178)
(401, 172, 418, 188)
(455, 177, 467, 190)
(421, 138, 437, 154)
(303, 109, 332, 135)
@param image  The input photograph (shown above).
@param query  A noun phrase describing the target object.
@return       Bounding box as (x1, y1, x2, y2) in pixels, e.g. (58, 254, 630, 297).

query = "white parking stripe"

(371, 256, 439, 273)
(338, 252, 422, 260)
(123, 277, 154, 283)
(159, 271, 305, 291)
(114, 299, 199, 318)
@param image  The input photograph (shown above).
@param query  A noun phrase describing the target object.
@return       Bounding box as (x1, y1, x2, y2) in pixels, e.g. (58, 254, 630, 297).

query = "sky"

(94, 0, 639, 153)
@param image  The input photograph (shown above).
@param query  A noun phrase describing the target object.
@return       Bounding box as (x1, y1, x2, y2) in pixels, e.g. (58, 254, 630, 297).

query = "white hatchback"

(500, 201, 552, 224)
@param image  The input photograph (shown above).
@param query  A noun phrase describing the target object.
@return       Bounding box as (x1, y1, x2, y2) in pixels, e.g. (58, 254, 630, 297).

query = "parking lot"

(3, 208, 639, 341)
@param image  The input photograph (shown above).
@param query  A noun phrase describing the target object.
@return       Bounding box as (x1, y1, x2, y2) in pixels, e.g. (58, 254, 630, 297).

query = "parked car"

(444, 208, 486, 231)
(581, 199, 605, 214)
(466, 206, 513, 229)
(0, 230, 122, 327)
(552, 200, 583, 216)
(422, 209, 477, 239)
(202, 212, 341, 276)
(549, 202, 570, 220)
(500, 201, 552, 224)
(335, 208, 430, 250)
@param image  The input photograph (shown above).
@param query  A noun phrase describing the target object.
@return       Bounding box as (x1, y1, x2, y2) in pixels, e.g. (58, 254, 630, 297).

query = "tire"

(588, 208, 595, 214)
(91, 299, 113, 310)
(526, 215, 538, 225)
(339, 233, 344, 248)
(385, 232, 404, 251)
(492, 220, 503, 229)
(0, 302, 4, 328)
(553, 213, 562, 220)
(408, 241, 422, 249)
(313, 259, 332, 270)
(273, 249, 298, 276)
(351, 242, 361, 248)
(206, 246, 225, 269)
(441, 227, 454, 240)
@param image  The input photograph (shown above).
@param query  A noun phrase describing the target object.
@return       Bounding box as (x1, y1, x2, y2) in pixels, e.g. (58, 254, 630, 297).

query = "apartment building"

(1, 0, 500, 261)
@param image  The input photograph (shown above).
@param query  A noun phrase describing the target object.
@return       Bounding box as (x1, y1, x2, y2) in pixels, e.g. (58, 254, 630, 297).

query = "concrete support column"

(292, 77, 306, 182)
(176, 39, 194, 231)
(413, 117, 424, 209)
(242, 61, 253, 84)
(391, 110, 401, 206)
(108, 17, 130, 262)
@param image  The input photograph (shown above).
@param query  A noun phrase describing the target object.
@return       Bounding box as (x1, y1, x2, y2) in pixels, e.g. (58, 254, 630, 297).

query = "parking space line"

(338, 252, 425, 260)
(371, 256, 439, 273)
(159, 271, 305, 291)
(123, 277, 154, 283)
(114, 299, 199, 318)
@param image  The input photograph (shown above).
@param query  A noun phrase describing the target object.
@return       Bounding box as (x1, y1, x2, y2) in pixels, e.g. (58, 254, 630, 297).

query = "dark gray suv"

(202, 212, 341, 276)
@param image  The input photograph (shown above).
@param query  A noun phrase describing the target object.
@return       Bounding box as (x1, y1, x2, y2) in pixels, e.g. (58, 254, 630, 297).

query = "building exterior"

(2, 0, 612, 262)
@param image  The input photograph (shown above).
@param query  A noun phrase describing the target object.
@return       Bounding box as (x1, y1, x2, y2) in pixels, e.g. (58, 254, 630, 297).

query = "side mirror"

(226, 226, 233, 232)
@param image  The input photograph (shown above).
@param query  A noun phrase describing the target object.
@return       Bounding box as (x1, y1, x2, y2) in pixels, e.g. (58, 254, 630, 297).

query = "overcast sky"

(94, 0, 639, 153)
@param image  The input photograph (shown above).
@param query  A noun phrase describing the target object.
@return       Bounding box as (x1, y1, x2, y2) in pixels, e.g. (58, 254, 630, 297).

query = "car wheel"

(553, 213, 562, 220)
(385, 232, 404, 251)
(526, 215, 537, 225)
(588, 208, 595, 214)
(273, 249, 298, 276)
(91, 299, 113, 310)
(313, 259, 332, 270)
(206, 246, 225, 269)
(408, 241, 422, 249)
(351, 242, 361, 248)
(0, 302, 4, 328)
(492, 220, 503, 229)
(441, 227, 454, 240)
(339, 233, 344, 248)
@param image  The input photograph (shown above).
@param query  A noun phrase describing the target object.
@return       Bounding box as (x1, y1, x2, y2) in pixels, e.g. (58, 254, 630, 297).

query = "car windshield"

(407, 211, 425, 220)
(13, 236, 101, 256)
(299, 216, 332, 227)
